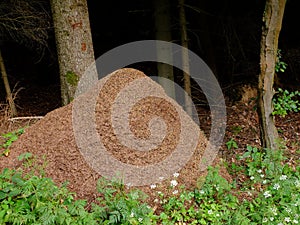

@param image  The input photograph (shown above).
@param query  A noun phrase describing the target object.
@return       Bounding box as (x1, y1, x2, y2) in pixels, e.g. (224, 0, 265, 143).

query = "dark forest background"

(0, 0, 299, 116)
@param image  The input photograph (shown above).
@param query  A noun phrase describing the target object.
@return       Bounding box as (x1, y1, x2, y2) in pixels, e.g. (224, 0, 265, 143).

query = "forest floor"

(0, 80, 300, 210)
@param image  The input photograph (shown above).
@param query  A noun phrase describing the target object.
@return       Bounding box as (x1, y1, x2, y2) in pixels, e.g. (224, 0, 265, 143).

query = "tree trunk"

(50, 0, 96, 105)
(258, 0, 286, 150)
(178, 0, 192, 116)
(154, 0, 176, 99)
(0, 48, 17, 117)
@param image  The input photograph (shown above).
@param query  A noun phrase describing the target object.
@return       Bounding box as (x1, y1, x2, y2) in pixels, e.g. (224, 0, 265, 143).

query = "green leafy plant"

(231, 126, 243, 135)
(275, 49, 288, 73)
(226, 138, 238, 150)
(0, 168, 96, 225)
(1, 144, 300, 225)
(92, 177, 154, 225)
(233, 146, 300, 224)
(0, 128, 24, 157)
(0, 167, 154, 225)
(150, 170, 238, 225)
(18, 152, 49, 178)
(153, 173, 198, 224)
(272, 88, 300, 117)
(18, 152, 33, 161)
(193, 167, 239, 225)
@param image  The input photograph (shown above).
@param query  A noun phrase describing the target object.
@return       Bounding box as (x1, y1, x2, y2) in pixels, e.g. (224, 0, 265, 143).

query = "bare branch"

(0, 0, 51, 51)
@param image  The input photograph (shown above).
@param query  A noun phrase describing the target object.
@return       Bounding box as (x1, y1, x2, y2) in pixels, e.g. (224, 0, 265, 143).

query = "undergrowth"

(0, 128, 24, 157)
(1, 141, 300, 224)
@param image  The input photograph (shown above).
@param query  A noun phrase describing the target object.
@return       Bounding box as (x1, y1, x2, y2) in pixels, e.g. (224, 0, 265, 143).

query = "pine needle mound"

(0, 68, 229, 203)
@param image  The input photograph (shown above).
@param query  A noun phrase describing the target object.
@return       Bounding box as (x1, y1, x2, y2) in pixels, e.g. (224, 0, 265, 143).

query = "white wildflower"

(170, 180, 178, 187)
(286, 208, 292, 213)
(273, 183, 280, 190)
(150, 184, 156, 189)
(263, 191, 271, 198)
(271, 206, 277, 215)
(172, 190, 178, 195)
(280, 175, 287, 180)
(285, 217, 291, 223)
(173, 172, 180, 178)
(126, 183, 132, 189)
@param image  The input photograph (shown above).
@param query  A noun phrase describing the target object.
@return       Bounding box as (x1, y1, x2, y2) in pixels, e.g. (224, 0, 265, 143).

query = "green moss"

(65, 71, 79, 86)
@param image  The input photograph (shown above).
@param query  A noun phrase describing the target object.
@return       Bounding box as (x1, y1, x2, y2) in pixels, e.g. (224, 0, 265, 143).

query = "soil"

(0, 68, 300, 210)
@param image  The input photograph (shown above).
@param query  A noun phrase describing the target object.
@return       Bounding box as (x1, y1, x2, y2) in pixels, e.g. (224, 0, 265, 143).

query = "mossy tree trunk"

(50, 0, 96, 105)
(258, 0, 286, 150)
(154, 0, 176, 99)
(178, 0, 192, 116)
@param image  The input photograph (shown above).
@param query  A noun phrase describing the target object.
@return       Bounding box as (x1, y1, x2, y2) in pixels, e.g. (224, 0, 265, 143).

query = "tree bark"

(154, 0, 176, 99)
(50, 0, 96, 105)
(0, 48, 17, 117)
(258, 0, 286, 150)
(178, 0, 192, 116)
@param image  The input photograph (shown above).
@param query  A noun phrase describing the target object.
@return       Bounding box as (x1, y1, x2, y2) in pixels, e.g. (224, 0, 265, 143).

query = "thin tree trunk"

(178, 0, 192, 116)
(50, 0, 96, 105)
(0, 48, 17, 117)
(258, 0, 286, 150)
(154, 0, 176, 99)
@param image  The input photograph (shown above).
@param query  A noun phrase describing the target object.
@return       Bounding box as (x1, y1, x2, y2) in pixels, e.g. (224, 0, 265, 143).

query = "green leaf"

(12, 174, 24, 186)
(7, 189, 21, 198)
(0, 210, 6, 219)
(0, 191, 7, 200)
(18, 152, 33, 161)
